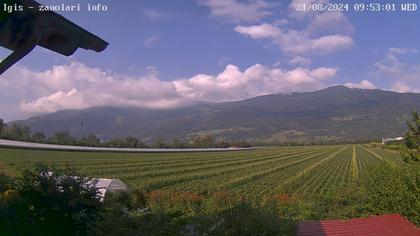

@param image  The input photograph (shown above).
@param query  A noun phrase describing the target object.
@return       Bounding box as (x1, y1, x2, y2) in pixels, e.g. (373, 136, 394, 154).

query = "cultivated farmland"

(0, 145, 402, 197)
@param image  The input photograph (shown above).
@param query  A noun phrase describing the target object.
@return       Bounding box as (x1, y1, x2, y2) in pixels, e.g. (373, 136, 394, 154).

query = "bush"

(362, 165, 420, 225)
(0, 165, 102, 236)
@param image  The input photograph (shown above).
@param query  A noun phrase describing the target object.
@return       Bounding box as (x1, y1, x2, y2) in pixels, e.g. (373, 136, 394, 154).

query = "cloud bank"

(235, 23, 353, 55)
(233, 0, 354, 56)
(374, 47, 420, 93)
(344, 80, 376, 89)
(0, 62, 338, 119)
(198, 0, 272, 23)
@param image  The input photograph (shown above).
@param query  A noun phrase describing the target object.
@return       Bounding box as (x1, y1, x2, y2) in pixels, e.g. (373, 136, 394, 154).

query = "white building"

(381, 136, 404, 145)
(46, 172, 128, 201)
(93, 178, 128, 201)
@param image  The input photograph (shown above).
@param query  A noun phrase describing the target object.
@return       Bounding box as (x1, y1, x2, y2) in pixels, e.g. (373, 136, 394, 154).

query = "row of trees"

(2, 111, 418, 150)
(0, 119, 251, 148)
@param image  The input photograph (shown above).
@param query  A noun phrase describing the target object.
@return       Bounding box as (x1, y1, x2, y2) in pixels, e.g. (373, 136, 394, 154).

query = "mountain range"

(13, 86, 420, 143)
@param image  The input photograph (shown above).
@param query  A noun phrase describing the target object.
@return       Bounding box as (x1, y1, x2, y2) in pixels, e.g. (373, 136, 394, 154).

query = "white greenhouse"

(93, 178, 128, 200)
(44, 172, 128, 201)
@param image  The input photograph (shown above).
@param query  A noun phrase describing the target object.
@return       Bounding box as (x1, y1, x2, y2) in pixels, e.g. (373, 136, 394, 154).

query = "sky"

(0, 0, 419, 121)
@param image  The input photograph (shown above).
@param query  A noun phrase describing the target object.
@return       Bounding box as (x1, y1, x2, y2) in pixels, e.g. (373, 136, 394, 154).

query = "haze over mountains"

(13, 86, 420, 143)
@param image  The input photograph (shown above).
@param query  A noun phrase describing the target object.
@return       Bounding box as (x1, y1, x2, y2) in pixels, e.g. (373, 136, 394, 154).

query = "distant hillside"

(13, 86, 420, 143)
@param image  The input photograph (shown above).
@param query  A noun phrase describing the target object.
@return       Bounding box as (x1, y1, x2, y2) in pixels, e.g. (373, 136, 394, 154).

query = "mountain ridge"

(12, 86, 420, 143)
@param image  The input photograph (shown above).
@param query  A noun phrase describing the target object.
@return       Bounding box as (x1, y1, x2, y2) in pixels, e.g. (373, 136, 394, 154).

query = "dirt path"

(351, 145, 358, 186)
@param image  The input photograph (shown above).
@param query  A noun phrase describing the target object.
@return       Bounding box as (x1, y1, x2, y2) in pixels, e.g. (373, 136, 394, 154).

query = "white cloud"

(306, 11, 354, 36)
(374, 47, 420, 93)
(143, 9, 164, 21)
(390, 82, 420, 93)
(288, 0, 328, 20)
(1, 62, 338, 119)
(344, 80, 376, 89)
(198, 0, 273, 23)
(234, 23, 281, 39)
(174, 64, 337, 101)
(289, 56, 311, 66)
(388, 47, 417, 55)
(144, 34, 160, 48)
(21, 89, 85, 114)
(235, 23, 353, 55)
(227, 0, 354, 56)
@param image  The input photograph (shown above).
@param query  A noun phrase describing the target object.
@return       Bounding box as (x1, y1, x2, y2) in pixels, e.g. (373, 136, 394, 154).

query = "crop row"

(0, 145, 401, 198)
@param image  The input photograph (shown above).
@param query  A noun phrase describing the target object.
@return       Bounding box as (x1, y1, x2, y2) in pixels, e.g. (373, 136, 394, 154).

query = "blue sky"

(1, 0, 419, 121)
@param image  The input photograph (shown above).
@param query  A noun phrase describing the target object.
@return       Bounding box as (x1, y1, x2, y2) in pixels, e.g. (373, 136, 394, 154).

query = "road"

(0, 139, 255, 153)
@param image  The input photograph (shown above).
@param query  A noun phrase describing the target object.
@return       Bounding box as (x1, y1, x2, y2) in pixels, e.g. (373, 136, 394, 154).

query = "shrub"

(362, 165, 420, 225)
(0, 165, 102, 236)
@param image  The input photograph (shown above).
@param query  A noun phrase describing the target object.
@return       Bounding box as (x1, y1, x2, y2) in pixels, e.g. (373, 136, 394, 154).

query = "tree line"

(0, 119, 251, 148)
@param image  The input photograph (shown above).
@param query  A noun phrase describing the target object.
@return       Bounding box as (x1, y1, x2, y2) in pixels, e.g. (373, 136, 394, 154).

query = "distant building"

(382, 136, 404, 145)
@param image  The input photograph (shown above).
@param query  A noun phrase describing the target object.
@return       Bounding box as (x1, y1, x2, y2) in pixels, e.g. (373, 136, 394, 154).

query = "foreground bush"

(362, 165, 420, 225)
(0, 165, 102, 236)
(308, 164, 420, 226)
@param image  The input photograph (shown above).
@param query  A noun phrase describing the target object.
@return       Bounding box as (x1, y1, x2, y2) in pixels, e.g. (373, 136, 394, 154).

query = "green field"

(0, 144, 403, 198)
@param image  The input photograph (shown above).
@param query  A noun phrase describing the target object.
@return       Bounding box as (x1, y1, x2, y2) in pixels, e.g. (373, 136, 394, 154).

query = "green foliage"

(191, 135, 215, 148)
(309, 187, 370, 220)
(32, 131, 46, 143)
(1, 123, 31, 141)
(153, 138, 169, 148)
(124, 136, 146, 148)
(105, 138, 126, 148)
(306, 164, 420, 226)
(0, 173, 13, 193)
(48, 131, 77, 145)
(171, 138, 184, 148)
(78, 134, 101, 147)
(92, 190, 297, 236)
(1, 145, 419, 234)
(402, 111, 420, 163)
(361, 165, 420, 225)
(0, 145, 402, 197)
(212, 201, 293, 236)
(0, 117, 251, 149)
(0, 165, 102, 236)
(0, 119, 4, 136)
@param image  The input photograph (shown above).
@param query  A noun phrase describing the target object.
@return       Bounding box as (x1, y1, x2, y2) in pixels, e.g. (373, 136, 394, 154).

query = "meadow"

(0, 144, 403, 198)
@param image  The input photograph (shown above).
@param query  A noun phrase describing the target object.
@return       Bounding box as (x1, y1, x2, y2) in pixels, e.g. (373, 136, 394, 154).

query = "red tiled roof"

(298, 214, 420, 236)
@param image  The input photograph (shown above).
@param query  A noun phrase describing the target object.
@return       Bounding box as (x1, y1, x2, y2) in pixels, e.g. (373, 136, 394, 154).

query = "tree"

(49, 131, 77, 145)
(31, 132, 46, 143)
(233, 140, 251, 148)
(171, 138, 185, 148)
(78, 134, 101, 147)
(106, 138, 126, 148)
(191, 135, 215, 148)
(153, 138, 168, 148)
(124, 136, 147, 148)
(0, 119, 5, 137)
(3, 123, 31, 141)
(215, 139, 230, 148)
(402, 111, 420, 163)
